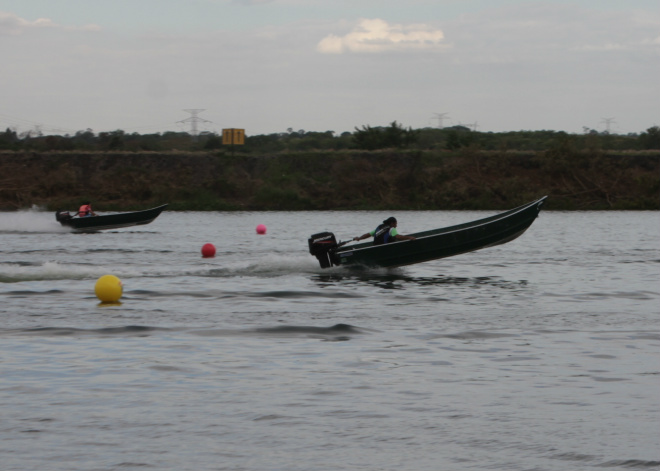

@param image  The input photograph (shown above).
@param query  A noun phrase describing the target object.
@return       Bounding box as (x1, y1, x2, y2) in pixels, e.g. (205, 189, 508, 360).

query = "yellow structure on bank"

(222, 128, 245, 145)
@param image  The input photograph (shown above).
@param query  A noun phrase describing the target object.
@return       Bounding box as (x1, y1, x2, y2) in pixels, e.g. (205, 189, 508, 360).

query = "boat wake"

(0, 255, 411, 283)
(0, 207, 70, 233)
(0, 255, 324, 283)
(3, 323, 367, 342)
(201, 253, 327, 277)
(0, 261, 142, 283)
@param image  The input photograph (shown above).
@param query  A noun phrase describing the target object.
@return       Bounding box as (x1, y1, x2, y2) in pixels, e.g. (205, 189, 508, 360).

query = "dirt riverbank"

(1, 149, 658, 211)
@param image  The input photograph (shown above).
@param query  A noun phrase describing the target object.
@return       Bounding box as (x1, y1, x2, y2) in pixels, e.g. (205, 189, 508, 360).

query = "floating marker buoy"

(256, 224, 267, 235)
(95, 275, 123, 303)
(201, 243, 216, 258)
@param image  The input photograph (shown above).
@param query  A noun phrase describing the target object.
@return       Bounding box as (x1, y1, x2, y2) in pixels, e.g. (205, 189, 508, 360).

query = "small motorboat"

(308, 197, 547, 269)
(55, 204, 168, 232)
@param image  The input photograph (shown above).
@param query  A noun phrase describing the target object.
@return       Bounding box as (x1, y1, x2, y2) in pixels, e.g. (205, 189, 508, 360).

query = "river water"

(1, 207, 658, 471)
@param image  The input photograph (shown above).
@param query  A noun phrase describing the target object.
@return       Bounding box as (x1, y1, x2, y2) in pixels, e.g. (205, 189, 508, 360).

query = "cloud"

(0, 11, 54, 35)
(0, 11, 100, 35)
(317, 18, 447, 54)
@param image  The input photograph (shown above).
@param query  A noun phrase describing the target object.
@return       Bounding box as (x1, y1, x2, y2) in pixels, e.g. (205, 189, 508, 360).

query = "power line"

(0, 112, 79, 135)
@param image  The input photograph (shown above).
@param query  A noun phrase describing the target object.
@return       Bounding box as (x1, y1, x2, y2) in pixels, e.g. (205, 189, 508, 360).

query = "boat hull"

(56, 204, 168, 232)
(324, 197, 547, 269)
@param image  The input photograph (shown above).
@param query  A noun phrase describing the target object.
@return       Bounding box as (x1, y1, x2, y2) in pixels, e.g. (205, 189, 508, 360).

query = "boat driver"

(77, 201, 97, 218)
(353, 217, 416, 245)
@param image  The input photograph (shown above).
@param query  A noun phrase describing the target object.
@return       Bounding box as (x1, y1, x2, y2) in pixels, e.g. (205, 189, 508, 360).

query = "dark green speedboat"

(55, 204, 168, 232)
(308, 197, 547, 269)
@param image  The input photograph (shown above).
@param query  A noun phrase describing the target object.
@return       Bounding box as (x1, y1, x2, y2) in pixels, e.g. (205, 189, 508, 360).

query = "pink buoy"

(256, 224, 267, 235)
(201, 243, 216, 258)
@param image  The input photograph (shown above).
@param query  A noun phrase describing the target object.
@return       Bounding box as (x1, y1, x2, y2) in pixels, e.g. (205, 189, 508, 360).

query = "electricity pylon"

(178, 109, 212, 138)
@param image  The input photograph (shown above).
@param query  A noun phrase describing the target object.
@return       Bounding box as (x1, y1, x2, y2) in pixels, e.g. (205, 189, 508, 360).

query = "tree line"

(1, 122, 659, 153)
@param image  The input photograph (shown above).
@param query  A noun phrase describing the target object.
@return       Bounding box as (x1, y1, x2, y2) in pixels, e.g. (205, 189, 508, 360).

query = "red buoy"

(201, 243, 216, 258)
(256, 224, 267, 235)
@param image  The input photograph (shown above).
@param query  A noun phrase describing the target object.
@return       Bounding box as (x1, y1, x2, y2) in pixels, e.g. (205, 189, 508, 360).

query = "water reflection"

(311, 272, 528, 291)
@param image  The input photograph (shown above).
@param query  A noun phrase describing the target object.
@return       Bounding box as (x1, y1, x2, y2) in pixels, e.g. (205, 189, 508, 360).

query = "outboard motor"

(55, 210, 72, 224)
(308, 232, 338, 268)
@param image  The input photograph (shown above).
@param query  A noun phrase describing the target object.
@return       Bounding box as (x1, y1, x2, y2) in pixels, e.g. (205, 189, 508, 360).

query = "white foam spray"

(0, 206, 70, 233)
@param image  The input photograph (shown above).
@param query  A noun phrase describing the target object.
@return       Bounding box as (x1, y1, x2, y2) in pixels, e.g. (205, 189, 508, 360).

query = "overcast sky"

(1, 0, 658, 136)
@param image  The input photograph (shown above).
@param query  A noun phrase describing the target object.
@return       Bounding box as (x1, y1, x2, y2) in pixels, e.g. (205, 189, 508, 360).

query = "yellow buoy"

(95, 275, 123, 303)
